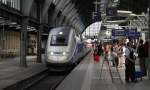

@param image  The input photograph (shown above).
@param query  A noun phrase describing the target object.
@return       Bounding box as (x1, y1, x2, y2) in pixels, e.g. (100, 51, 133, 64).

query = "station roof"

(72, 0, 149, 27)
(119, 0, 149, 14)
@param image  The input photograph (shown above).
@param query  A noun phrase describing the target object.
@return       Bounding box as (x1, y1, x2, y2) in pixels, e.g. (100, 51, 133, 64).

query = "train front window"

(50, 35, 68, 46)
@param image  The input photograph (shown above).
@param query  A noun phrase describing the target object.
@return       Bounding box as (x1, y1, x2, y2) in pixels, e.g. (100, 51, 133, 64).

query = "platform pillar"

(37, 24, 43, 63)
(20, 17, 29, 67)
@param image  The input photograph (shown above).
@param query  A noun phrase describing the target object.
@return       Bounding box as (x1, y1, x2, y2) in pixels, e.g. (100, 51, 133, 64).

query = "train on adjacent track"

(45, 27, 89, 71)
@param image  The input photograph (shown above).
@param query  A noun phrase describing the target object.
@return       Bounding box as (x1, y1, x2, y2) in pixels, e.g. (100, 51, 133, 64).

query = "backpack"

(129, 48, 134, 59)
(128, 47, 135, 63)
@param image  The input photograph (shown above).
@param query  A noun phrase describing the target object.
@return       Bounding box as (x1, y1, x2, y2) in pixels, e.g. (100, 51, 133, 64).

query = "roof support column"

(62, 3, 74, 17)
(63, 18, 68, 26)
(20, 17, 29, 67)
(58, 15, 65, 25)
(51, 9, 59, 26)
(36, 1, 43, 63)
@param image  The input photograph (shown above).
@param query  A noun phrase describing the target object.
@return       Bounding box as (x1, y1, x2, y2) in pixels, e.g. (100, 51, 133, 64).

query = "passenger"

(133, 42, 137, 49)
(117, 41, 124, 68)
(113, 41, 119, 66)
(137, 40, 146, 76)
(105, 43, 113, 66)
(122, 42, 126, 66)
(101, 45, 105, 56)
(97, 43, 103, 56)
(93, 49, 100, 62)
(144, 39, 149, 78)
(125, 42, 136, 83)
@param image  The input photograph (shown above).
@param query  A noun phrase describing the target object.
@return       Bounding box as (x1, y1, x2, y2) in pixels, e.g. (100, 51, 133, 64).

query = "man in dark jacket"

(125, 42, 136, 82)
(138, 39, 146, 76)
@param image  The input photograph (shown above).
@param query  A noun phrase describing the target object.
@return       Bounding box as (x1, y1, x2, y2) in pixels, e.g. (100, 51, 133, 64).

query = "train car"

(45, 27, 87, 71)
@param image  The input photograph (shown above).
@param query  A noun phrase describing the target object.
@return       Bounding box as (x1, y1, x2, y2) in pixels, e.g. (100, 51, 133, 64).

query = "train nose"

(47, 51, 69, 63)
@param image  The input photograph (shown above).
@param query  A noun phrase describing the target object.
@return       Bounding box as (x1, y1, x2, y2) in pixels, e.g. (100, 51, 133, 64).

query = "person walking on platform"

(113, 41, 119, 67)
(93, 49, 100, 62)
(117, 41, 124, 68)
(137, 40, 147, 76)
(105, 43, 113, 66)
(97, 43, 103, 56)
(125, 42, 136, 83)
(144, 39, 149, 78)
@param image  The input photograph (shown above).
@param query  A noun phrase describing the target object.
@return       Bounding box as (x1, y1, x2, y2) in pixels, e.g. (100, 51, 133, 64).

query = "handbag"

(94, 54, 100, 62)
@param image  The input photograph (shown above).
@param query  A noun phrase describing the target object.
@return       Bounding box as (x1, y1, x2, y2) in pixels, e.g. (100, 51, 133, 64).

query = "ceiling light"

(130, 13, 136, 16)
(27, 26, 30, 30)
(114, 0, 119, 2)
(106, 20, 126, 24)
(117, 10, 132, 14)
(10, 22, 17, 25)
(16, 26, 21, 29)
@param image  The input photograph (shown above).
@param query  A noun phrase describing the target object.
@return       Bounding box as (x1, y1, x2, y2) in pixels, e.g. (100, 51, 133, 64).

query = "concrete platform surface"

(56, 52, 150, 90)
(0, 56, 47, 90)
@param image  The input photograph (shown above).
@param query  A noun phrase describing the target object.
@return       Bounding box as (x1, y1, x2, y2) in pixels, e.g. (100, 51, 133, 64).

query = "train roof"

(49, 27, 73, 35)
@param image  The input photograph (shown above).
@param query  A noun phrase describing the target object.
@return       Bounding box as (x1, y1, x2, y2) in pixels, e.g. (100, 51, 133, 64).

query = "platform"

(56, 51, 150, 90)
(0, 56, 47, 90)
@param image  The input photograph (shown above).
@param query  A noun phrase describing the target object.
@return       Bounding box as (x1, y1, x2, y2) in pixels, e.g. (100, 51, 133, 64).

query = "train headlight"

(62, 52, 67, 55)
(50, 52, 54, 55)
(62, 52, 69, 55)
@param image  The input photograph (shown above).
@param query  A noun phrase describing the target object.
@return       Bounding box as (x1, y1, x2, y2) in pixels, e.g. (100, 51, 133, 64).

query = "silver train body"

(45, 27, 87, 71)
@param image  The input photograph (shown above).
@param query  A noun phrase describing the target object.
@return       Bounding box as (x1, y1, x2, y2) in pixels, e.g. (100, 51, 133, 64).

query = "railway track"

(3, 69, 70, 90)
(26, 71, 69, 90)
(4, 50, 91, 90)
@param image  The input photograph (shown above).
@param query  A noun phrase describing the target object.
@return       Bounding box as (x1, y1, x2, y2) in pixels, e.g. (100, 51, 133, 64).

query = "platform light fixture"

(27, 26, 36, 32)
(10, 22, 17, 25)
(16, 25, 21, 29)
(27, 26, 30, 30)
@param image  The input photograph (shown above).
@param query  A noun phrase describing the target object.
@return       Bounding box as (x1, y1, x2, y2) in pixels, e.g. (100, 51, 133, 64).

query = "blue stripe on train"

(69, 43, 84, 63)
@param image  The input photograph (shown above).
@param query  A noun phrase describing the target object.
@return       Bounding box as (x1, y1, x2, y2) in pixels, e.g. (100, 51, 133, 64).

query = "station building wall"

(0, 30, 20, 57)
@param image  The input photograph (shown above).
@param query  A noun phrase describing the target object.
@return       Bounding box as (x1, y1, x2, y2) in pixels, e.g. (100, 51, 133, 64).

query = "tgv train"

(45, 27, 88, 71)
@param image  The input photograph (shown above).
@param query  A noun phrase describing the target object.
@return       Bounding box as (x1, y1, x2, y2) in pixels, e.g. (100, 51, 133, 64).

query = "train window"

(50, 35, 68, 46)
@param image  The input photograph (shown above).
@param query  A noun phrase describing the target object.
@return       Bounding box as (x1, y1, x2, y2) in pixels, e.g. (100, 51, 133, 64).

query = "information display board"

(112, 29, 125, 36)
(112, 28, 140, 38)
